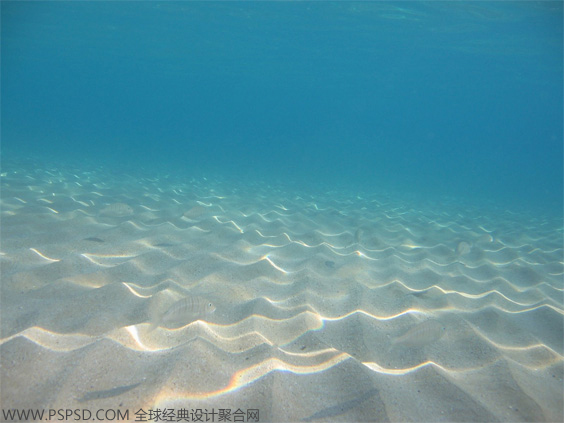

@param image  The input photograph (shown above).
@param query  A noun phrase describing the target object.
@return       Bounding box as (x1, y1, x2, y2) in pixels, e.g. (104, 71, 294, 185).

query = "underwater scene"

(1, 2, 563, 422)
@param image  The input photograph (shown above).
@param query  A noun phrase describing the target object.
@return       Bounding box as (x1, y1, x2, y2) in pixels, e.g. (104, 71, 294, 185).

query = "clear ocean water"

(1, 2, 563, 422)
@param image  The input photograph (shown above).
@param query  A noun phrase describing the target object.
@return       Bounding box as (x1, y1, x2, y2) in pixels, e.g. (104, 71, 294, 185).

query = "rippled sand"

(1, 160, 562, 422)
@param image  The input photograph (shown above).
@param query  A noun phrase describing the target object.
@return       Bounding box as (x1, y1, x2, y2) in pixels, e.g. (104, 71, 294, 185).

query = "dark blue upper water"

(2, 1, 562, 213)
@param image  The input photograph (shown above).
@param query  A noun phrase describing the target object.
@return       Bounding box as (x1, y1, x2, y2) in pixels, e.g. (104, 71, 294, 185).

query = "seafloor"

(1, 159, 562, 422)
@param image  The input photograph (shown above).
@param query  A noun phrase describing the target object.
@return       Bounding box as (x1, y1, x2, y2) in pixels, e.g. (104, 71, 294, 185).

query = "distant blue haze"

(2, 1, 562, 212)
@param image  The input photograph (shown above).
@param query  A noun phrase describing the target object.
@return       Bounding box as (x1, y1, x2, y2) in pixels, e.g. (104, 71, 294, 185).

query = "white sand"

(1, 160, 562, 422)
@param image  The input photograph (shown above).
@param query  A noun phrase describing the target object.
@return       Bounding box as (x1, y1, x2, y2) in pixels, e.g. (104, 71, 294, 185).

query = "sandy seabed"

(1, 160, 562, 422)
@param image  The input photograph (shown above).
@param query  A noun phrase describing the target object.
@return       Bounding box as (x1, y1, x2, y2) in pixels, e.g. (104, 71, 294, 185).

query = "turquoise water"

(1, 2, 563, 422)
(2, 1, 562, 212)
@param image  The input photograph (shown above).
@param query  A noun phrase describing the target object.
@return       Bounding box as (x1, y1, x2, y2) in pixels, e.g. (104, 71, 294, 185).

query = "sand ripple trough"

(1, 161, 562, 422)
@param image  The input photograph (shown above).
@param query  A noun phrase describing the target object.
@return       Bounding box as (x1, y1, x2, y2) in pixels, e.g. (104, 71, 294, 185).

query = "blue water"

(2, 1, 563, 211)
